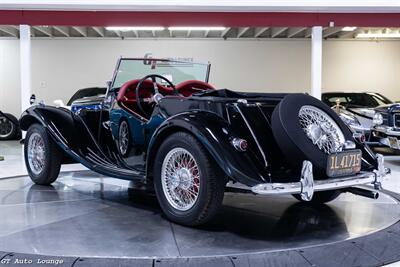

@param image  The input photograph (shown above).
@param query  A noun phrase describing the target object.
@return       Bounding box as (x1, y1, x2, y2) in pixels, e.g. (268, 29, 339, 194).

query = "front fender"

(147, 111, 268, 186)
(20, 106, 88, 162)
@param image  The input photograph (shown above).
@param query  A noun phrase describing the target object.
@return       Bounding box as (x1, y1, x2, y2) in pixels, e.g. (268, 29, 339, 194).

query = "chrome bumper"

(250, 154, 387, 201)
(373, 126, 400, 137)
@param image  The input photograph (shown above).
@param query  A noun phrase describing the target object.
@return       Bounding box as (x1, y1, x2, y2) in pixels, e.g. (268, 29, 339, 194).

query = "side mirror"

(29, 94, 36, 105)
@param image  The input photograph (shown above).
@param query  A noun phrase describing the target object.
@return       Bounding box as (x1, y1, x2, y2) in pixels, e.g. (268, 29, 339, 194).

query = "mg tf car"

(19, 58, 387, 226)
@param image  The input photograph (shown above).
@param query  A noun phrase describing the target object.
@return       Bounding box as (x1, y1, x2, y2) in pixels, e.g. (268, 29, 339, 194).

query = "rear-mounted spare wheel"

(271, 94, 353, 177)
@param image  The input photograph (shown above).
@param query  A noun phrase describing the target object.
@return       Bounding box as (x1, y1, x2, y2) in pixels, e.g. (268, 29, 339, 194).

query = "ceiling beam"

(304, 28, 312, 38)
(33, 26, 52, 37)
(92, 26, 104, 37)
(254, 27, 269, 38)
(237, 27, 250, 38)
(53, 26, 69, 37)
(305, 27, 328, 38)
(271, 27, 287, 38)
(323, 27, 343, 38)
(73, 26, 87, 37)
(287, 27, 306, 38)
(0, 26, 18, 37)
(221, 27, 231, 38)
(2, 11, 400, 28)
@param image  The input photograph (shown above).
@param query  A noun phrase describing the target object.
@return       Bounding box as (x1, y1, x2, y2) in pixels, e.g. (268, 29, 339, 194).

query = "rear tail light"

(231, 138, 248, 152)
(353, 132, 366, 143)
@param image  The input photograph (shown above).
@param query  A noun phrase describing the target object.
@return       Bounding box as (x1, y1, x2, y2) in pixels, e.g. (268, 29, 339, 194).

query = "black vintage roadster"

(20, 58, 387, 226)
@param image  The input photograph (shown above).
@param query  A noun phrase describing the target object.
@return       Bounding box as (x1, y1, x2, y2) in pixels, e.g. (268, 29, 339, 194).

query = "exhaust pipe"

(346, 187, 379, 199)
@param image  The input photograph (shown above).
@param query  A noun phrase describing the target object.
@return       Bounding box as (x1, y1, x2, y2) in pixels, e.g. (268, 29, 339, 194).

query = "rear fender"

(146, 111, 267, 186)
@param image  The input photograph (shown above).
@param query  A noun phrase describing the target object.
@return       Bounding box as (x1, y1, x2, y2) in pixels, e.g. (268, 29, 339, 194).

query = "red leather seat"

(175, 80, 215, 97)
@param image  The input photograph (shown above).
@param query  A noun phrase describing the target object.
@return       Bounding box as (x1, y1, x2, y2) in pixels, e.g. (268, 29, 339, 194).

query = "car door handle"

(102, 121, 110, 129)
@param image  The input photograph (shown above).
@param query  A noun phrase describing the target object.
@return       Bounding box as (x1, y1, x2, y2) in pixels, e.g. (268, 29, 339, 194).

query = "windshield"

(111, 58, 210, 89)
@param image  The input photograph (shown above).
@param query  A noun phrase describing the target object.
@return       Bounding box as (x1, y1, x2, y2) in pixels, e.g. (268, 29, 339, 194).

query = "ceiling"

(0, 26, 390, 39)
(1, 0, 399, 12)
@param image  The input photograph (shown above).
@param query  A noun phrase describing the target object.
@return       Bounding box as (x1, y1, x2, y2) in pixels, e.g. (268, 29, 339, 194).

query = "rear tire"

(153, 132, 226, 226)
(24, 124, 62, 185)
(292, 190, 341, 204)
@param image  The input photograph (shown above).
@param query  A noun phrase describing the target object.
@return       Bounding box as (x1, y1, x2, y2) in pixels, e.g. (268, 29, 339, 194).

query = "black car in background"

(372, 103, 400, 151)
(0, 111, 22, 140)
(322, 92, 393, 142)
(322, 92, 400, 152)
(67, 87, 107, 106)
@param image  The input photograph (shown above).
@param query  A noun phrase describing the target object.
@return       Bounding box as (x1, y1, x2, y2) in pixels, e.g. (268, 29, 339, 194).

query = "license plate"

(389, 137, 399, 149)
(326, 149, 362, 177)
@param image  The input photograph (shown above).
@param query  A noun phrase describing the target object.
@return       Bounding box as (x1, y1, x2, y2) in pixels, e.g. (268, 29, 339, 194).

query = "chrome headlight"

(373, 113, 383, 126)
(339, 112, 361, 126)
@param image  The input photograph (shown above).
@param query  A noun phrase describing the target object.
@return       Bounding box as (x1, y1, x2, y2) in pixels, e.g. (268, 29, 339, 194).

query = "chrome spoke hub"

(298, 105, 345, 154)
(27, 133, 46, 175)
(119, 121, 129, 155)
(0, 117, 14, 138)
(161, 148, 200, 211)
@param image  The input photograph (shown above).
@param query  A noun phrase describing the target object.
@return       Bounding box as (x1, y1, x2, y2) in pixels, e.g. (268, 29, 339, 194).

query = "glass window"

(112, 58, 210, 89)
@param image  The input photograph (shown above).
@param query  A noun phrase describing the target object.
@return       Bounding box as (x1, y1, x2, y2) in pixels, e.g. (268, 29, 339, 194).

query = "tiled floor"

(0, 140, 87, 178)
(1, 140, 400, 265)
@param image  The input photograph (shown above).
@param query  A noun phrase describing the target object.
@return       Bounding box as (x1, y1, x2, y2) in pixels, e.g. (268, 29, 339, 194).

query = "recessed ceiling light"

(342, 27, 357, 31)
(168, 27, 226, 31)
(356, 32, 400, 38)
(106, 27, 165, 31)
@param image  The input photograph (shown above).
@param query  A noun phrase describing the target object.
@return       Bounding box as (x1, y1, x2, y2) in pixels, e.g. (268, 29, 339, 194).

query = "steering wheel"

(135, 74, 179, 118)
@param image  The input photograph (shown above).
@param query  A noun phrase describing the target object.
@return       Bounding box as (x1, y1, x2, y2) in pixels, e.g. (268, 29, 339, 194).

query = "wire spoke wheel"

(0, 117, 14, 138)
(298, 105, 345, 154)
(27, 132, 46, 175)
(161, 147, 200, 211)
(118, 121, 130, 156)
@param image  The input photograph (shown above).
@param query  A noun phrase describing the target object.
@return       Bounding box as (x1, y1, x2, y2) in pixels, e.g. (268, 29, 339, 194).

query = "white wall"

(323, 40, 400, 101)
(29, 39, 311, 107)
(1, 38, 400, 117)
(0, 40, 20, 116)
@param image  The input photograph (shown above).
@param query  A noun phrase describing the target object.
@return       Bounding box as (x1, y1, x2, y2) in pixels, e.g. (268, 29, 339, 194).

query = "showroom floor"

(1, 140, 400, 266)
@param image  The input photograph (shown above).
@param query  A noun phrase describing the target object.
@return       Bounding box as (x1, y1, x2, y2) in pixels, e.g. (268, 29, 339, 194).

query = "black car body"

(19, 58, 387, 225)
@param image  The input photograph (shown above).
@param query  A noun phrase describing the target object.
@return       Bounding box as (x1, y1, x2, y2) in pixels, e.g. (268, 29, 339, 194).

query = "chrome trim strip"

(394, 113, 400, 128)
(234, 103, 268, 168)
(374, 126, 400, 136)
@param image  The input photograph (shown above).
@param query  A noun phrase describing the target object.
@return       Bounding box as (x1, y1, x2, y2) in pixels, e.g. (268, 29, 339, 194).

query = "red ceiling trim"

(1, 10, 400, 27)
